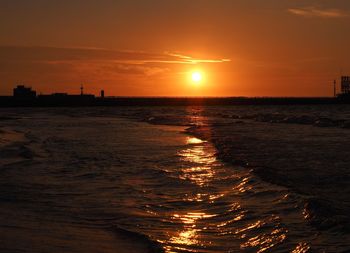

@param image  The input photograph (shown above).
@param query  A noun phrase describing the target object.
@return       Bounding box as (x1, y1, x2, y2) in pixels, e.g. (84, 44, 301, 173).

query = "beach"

(0, 106, 349, 252)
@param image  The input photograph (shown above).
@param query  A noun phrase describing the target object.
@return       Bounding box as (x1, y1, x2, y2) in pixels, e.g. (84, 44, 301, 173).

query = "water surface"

(0, 106, 349, 252)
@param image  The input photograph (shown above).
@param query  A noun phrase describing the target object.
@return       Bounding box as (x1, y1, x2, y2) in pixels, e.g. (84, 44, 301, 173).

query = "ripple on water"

(135, 133, 304, 253)
(2, 110, 348, 253)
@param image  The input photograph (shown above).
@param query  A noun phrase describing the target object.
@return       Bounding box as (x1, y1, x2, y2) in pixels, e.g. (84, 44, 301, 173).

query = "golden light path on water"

(177, 137, 216, 186)
(156, 113, 309, 253)
(162, 136, 218, 252)
(163, 135, 287, 253)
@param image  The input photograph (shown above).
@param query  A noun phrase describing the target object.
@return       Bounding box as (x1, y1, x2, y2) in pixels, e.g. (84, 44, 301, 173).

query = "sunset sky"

(1, 0, 350, 97)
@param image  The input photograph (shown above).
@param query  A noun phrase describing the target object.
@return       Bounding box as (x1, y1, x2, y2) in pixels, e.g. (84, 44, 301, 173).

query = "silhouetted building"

(341, 76, 350, 94)
(51, 93, 69, 97)
(13, 85, 36, 99)
(37, 93, 95, 106)
(101, 90, 105, 98)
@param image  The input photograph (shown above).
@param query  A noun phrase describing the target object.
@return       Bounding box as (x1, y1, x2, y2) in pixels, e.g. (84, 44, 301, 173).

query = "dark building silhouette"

(341, 76, 350, 95)
(51, 93, 69, 97)
(33, 84, 96, 106)
(38, 93, 95, 106)
(13, 85, 36, 99)
(4, 82, 350, 107)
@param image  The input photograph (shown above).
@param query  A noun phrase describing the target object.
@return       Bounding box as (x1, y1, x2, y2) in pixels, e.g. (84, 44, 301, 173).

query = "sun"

(191, 71, 203, 84)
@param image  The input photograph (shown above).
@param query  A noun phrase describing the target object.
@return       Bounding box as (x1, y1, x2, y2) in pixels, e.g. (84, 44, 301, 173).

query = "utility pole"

(80, 84, 84, 96)
(334, 79, 337, 97)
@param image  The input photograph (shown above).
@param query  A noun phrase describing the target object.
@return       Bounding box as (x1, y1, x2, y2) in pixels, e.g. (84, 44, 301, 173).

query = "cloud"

(164, 52, 230, 64)
(288, 6, 348, 18)
(0, 46, 230, 65)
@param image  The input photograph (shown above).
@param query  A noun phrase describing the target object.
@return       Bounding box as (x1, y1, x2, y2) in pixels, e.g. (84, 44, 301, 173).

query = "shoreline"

(1, 96, 350, 107)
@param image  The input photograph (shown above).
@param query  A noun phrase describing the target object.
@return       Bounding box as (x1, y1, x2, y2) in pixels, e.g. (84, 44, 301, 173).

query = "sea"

(0, 105, 349, 253)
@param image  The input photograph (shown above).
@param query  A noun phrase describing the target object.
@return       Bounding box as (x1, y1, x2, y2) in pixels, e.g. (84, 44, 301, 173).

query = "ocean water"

(0, 105, 349, 253)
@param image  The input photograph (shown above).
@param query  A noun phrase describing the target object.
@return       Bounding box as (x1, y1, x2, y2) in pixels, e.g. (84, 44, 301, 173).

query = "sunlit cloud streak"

(0, 46, 230, 65)
(288, 6, 348, 18)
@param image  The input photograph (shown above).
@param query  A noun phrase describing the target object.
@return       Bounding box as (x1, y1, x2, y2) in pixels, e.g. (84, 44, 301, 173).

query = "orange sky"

(0, 0, 350, 97)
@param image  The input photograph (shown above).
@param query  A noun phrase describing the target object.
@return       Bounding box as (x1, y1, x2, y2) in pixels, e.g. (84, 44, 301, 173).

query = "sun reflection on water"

(240, 228, 287, 253)
(186, 137, 205, 145)
(232, 177, 253, 193)
(167, 212, 217, 252)
(177, 137, 217, 187)
(162, 115, 290, 252)
(291, 242, 311, 253)
(164, 134, 220, 252)
(169, 229, 200, 247)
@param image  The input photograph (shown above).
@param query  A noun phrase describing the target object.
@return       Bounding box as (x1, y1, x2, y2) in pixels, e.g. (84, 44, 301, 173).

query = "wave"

(303, 197, 350, 233)
(126, 108, 350, 237)
(246, 113, 350, 128)
(109, 226, 164, 253)
(188, 124, 350, 235)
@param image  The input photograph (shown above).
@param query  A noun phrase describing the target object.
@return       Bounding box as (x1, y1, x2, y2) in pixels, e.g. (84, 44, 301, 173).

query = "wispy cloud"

(0, 46, 230, 65)
(288, 6, 348, 18)
(164, 52, 230, 64)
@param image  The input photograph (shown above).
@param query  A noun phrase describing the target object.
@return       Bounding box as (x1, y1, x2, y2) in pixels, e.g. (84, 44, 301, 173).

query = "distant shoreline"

(1, 96, 350, 107)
